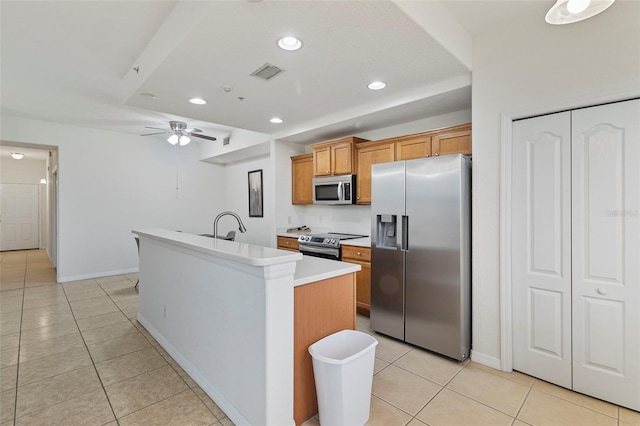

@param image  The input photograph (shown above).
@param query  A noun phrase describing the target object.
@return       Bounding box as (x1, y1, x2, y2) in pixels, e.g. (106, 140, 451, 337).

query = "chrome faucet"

(213, 211, 247, 240)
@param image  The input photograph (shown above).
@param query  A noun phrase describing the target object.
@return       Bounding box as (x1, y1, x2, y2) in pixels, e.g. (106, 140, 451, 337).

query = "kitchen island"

(132, 229, 360, 426)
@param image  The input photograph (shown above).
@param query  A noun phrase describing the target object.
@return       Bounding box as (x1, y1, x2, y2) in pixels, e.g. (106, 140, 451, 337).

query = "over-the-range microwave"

(312, 174, 357, 205)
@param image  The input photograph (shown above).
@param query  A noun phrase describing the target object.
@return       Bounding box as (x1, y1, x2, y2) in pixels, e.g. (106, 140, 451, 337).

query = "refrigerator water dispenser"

(376, 214, 397, 249)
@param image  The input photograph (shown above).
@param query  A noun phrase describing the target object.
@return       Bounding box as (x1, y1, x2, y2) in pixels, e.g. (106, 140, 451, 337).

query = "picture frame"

(248, 169, 263, 217)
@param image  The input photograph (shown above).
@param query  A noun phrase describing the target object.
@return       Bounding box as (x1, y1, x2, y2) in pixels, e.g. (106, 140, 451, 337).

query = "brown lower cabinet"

(342, 245, 371, 317)
(294, 273, 356, 425)
(277, 236, 300, 251)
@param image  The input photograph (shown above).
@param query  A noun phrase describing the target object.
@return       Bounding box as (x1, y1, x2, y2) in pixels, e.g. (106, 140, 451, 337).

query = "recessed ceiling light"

(139, 92, 156, 99)
(277, 36, 302, 51)
(270, 117, 283, 124)
(11, 153, 24, 160)
(189, 98, 207, 105)
(368, 81, 386, 90)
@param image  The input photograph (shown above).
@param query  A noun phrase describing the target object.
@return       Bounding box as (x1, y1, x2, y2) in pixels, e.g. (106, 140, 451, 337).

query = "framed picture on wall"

(248, 169, 263, 217)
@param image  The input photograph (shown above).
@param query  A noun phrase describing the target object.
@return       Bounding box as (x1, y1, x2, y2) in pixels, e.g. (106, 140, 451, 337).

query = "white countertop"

(293, 255, 360, 286)
(340, 237, 371, 248)
(133, 229, 302, 267)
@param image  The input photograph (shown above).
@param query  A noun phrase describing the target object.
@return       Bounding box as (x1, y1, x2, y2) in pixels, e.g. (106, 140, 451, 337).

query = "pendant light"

(545, 0, 615, 25)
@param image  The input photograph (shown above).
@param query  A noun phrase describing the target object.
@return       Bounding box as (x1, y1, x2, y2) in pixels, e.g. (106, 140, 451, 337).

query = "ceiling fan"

(141, 121, 217, 146)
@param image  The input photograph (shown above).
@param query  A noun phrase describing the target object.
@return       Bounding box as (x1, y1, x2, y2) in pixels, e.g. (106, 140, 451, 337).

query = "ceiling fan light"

(545, 0, 615, 24)
(567, 0, 591, 14)
(11, 153, 24, 160)
(167, 134, 179, 145)
(179, 135, 191, 146)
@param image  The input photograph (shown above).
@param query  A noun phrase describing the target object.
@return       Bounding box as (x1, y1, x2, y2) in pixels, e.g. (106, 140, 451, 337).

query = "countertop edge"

(134, 229, 302, 267)
(293, 255, 361, 287)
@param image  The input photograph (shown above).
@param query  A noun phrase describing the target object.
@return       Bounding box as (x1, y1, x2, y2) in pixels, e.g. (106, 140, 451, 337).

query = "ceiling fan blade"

(145, 126, 169, 131)
(185, 128, 203, 133)
(189, 133, 217, 141)
(141, 131, 171, 136)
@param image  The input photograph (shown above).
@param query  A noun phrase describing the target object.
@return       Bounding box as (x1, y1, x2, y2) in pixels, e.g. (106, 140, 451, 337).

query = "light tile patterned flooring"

(1, 250, 639, 426)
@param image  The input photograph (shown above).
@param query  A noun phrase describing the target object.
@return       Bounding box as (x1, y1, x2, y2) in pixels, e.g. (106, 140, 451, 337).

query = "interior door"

(512, 112, 572, 388)
(0, 183, 40, 251)
(571, 99, 640, 410)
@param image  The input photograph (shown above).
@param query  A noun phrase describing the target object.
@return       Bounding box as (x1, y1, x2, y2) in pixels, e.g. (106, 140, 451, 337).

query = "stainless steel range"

(298, 233, 367, 260)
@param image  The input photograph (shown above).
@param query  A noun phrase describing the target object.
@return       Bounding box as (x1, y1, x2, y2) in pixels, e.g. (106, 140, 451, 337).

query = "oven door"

(298, 244, 340, 260)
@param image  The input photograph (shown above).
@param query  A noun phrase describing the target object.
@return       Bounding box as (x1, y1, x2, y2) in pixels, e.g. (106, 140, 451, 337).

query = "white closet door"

(572, 99, 640, 411)
(512, 112, 572, 388)
(0, 184, 40, 251)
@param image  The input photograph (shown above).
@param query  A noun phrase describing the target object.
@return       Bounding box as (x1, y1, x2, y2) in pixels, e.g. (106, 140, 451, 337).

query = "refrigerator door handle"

(401, 215, 409, 251)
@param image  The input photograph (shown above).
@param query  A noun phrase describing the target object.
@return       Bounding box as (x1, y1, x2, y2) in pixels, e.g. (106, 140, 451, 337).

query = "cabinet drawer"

(277, 236, 300, 251)
(342, 245, 371, 262)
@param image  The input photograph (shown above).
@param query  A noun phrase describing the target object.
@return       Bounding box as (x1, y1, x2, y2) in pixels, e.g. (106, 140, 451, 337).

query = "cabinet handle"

(597, 288, 607, 295)
(425, 154, 429, 157)
(356, 251, 361, 256)
(286, 241, 290, 245)
(356, 196, 360, 200)
(435, 153, 439, 156)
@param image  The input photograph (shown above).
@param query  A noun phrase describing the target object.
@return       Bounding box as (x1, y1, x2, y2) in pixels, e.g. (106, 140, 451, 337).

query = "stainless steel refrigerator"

(370, 154, 471, 361)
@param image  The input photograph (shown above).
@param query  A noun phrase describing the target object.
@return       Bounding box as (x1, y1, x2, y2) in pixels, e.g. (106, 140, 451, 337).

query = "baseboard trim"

(58, 267, 138, 283)
(470, 350, 502, 370)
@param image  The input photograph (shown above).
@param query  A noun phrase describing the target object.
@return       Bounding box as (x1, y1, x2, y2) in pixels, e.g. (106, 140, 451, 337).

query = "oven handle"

(299, 244, 340, 258)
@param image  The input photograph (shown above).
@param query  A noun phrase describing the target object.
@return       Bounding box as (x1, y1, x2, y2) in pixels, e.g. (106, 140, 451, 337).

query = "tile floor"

(1, 249, 639, 426)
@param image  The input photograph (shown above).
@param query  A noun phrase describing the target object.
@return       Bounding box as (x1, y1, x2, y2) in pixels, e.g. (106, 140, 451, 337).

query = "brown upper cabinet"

(311, 136, 368, 176)
(355, 123, 471, 205)
(395, 133, 432, 161)
(355, 141, 395, 204)
(432, 124, 472, 156)
(291, 154, 313, 205)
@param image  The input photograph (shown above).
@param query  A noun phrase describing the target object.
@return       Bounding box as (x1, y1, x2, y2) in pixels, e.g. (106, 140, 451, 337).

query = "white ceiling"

(0, 0, 553, 147)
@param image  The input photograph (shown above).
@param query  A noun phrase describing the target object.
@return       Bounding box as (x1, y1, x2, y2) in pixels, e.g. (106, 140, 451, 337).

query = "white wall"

(1, 115, 226, 281)
(0, 157, 46, 184)
(221, 155, 272, 246)
(471, 2, 640, 364)
(273, 140, 307, 241)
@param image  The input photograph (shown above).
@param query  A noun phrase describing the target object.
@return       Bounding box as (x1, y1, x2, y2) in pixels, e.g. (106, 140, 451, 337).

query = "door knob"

(597, 288, 607, 295)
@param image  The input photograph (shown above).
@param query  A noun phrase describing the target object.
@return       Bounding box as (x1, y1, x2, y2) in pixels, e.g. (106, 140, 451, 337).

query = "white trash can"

(309, 329, 378, 426)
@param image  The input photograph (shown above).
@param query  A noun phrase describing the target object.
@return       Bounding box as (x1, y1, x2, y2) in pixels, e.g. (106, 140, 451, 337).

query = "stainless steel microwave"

(312, 174, 357, 205)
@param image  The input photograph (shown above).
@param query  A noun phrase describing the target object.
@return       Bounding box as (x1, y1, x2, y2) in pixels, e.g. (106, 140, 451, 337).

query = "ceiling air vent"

(250, 63, 285, 81)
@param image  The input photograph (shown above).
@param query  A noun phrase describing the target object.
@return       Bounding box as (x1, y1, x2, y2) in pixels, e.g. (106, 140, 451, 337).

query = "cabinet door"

(432, 126, 471, 156)
(277, 236, 299, 251)
(331, 142, 354, 175)
(291, 154, 313, 205)
(512, 112, 572, 388)
(343, 246, 372, 317)
(395, 135, 431, 160)
(571, 99, 640, 411)
(313, 146, 332, 176)
(356, 143, 394, 204)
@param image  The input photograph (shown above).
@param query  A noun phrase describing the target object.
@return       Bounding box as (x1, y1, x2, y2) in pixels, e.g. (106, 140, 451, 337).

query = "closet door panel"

(512, 112, 572, 388)
(572, 99, 640, 411)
